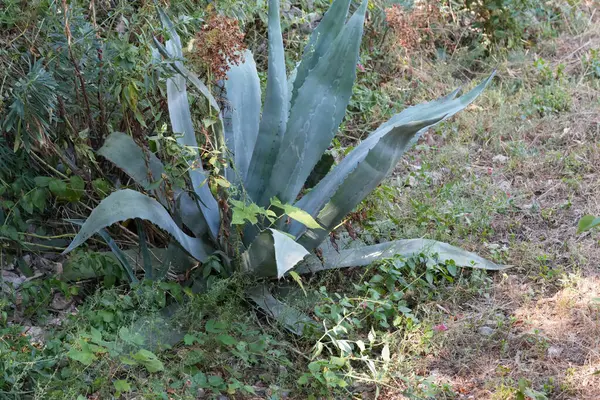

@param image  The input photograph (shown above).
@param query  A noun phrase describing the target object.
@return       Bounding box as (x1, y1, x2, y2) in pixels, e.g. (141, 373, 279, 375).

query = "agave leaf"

(241, 228, 309, 278)
(262, 0, 368, 207)
(247, 284, 317, 335)
(290, 0, 352, 106)
(96, 229, 139, 283)
(298, 117, 443, 248)
(153, 37, 221, 115)
(135, 219, 153, 280)
(98, 132, 167, 204)
(157, 5, 221, 239)
(296, 239, 507, 273)
(223, 50, 261, 182)
(63, 189, 212, 262)
(166, 67, 221, 240)
(244, 0, 288, 204)
(290, 74, 495, 240)
(174, 190, 209, 238)
(67, 219, 139, 283)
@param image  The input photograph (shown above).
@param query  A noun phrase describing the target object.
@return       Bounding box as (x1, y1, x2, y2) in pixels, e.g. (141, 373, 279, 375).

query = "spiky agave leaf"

(296, 239, 507, 273)
(157, 6, 221, 240)
(244, 0, 289, 204)
(223, 50, 261, 183)
(63, 189, 213, 262)
(241, 229, 309, 278)
(261, 0, 368, 208)
(290, 74, 496, 244)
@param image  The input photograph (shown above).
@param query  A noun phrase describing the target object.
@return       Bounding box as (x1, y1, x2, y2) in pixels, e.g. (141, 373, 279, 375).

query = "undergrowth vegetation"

(1, 0, 599, 399)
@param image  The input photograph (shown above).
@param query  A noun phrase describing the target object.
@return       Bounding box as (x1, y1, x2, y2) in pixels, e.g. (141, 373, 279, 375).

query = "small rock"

(23, 326, 45, 344)
(492, 154, 509, 164)
(425, 171, 443, 185)
(547, 345, 563, 359)
(196, 388, 206, 398)
(51, 293, 71, 310)
(405, 176, 417, 187)
(216, 395, 229, 400)
(478, 326, 495, 336)
(1, 270, 26, 290)
(497, 180, 511, 191)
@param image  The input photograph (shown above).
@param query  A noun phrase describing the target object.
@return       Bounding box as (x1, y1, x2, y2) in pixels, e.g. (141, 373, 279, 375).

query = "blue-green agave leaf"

(98, 132, 167, 205)
(153, 37, 220, 114)
(262, 0, 368, 207)
(175, 191, 209, 238)
(241, 228, 309, 278)
(223, 50, 261, 182)
(68, 219, 139, 283)
(290, 0, 352, 106)
(247, 284, 317, 335)
(166, 75, 220, 240)
(135, 219, 153, 280)
(96, 229, 139, 283)
(290, 74, 495, 240)
(63, 189, 212, 262)
(296, 239, 507, 273)
(157, 5, 221, 239)
(244, 0, 288, 204)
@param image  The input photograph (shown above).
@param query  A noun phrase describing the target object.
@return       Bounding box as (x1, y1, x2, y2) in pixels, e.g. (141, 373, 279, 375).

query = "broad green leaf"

(230, 199, 267, 225)
(67, 340, 97, 366)
(31, 188, 46, 211)
(223, 50, 261, 182)
(63, 189, 212, 262)
(296, 239, 507, 273)
(270, 197, 320, 229)
(49, 179, 67, 197)
(205, 319, 227, 333)
(119, 327, 145, 346)
(132, 349, 164, 373)
(291, 0, 352, 106)
(291, 74, 495, 241)
(247, 284, 317, 335)
(262, 0, 368, 207)
(244, 0, 288, 204)
(288, 270, 307, 296)
(98, 132, 166, 204)
(241, 228, 309, 278)
(114, 380, 131, 393)
(217, 334, 237, 346)
(34, 176, 52, 187)
(577, 215, 600, 233)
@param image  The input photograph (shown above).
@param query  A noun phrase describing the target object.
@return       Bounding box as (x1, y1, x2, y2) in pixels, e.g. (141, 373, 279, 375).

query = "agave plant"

(64, 0, 505, 333)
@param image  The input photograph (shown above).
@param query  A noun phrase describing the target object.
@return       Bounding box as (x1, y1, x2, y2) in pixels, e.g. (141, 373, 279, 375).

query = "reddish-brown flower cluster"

(384, 1, 441, 51)
(192, 14, 246, 81)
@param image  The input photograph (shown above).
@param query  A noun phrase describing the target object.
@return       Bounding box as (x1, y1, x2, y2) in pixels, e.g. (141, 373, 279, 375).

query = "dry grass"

(367, 8, 600, 399)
